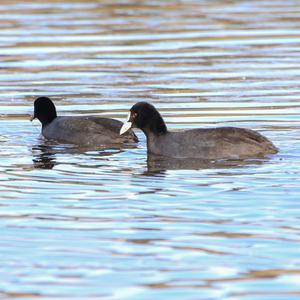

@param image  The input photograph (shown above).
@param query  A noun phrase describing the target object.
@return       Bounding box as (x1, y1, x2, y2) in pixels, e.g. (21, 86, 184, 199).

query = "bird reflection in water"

(32, 141, 59, 169)
(31, 139, 269, 172)
(146, 153, 269, 174)
(31, 139, 134, 170)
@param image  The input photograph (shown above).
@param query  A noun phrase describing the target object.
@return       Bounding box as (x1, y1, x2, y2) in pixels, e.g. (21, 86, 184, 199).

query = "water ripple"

(0, 0, 300, 299)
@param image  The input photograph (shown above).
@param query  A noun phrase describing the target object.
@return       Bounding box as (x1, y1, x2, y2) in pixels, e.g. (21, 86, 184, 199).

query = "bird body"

(145, 126, 277, 159)
(42, 116, 137, 146)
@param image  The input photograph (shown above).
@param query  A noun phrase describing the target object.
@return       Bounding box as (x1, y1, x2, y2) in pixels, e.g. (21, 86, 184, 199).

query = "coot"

(31, 97, 138, 146)
(120, 102, 277, 159)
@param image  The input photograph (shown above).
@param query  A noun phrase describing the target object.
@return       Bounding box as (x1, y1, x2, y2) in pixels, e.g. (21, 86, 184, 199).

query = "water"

(1, 0, 300, 299)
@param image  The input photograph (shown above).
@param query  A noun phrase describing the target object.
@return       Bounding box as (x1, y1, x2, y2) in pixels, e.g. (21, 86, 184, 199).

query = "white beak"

(120, 121, 132, 135)
(30, 113, 35, 122)
(120, 112, 132, 135)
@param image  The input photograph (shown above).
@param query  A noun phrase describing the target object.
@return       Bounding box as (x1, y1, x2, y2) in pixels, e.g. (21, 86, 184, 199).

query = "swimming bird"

(31, 97, 138, 146)
(120, 102, 278, 159)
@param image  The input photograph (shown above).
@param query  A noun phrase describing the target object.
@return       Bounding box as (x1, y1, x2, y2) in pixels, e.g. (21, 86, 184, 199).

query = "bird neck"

(40, 114, 56, 128)
(143, 114, 167, 136)
(143, 129, 167, 156)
